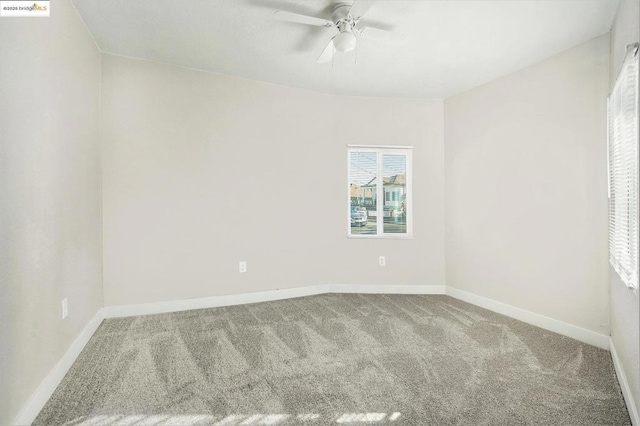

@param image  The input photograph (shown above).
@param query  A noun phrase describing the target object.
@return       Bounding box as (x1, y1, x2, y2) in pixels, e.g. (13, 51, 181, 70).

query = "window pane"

(349, 151, 377, 235)
(382, 154, 407, 234)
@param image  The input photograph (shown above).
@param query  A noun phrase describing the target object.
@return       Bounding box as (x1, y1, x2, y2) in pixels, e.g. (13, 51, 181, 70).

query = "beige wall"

(101, 54, 445, 306)
(444, 35, 610, 334)
(609, 0, 640, 415)
(0, 0, 103, 424)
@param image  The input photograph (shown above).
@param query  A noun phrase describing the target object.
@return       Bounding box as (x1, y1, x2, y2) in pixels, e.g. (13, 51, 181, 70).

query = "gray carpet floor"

(34, 294, 630, 425)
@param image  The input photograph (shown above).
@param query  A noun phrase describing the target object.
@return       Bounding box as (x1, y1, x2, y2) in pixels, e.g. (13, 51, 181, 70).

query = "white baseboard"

(103, 284, 446, 318)
(12, 308, 105, 426)
(445, 287, 610, 350)
(610, 339, 640, 425)
(329, 284, 446, 295)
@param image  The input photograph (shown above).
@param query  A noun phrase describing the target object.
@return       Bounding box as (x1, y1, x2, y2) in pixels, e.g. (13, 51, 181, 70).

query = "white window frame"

(347, 145, 413, 239)
(608, 43, 639, 293)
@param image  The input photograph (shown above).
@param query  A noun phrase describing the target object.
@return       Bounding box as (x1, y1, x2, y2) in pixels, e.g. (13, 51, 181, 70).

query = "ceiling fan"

(274, 0, 405, 63)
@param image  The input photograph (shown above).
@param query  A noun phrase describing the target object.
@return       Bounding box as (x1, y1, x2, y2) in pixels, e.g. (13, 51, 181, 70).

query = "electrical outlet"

(239, 261, 247, 273)
(379, 256, 386, 267)
(61, 298, 68, 319)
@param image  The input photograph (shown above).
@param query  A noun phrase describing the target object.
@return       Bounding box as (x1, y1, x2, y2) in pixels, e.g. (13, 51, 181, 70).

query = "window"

(608, 43, 639, 291)
(348, 146, 412, 238)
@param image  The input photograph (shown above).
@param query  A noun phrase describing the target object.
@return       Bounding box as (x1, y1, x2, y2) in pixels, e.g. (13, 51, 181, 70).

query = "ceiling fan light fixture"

(333, 31, 357, 52)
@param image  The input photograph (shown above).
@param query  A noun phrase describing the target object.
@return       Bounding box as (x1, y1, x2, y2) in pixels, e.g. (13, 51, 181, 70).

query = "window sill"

(611, 264, 638, 297)
(347, 234, 414, 240)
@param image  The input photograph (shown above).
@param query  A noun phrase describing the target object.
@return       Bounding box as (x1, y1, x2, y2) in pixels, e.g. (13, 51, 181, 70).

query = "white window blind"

(608, 43, 639, 290)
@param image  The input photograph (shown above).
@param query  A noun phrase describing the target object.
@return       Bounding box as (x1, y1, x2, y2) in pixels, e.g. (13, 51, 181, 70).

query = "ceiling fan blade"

(357, 27, 406, 44)
(349, 0, 376, 20)
(274, 11, 333, 27)
(317, 38, 336, 63)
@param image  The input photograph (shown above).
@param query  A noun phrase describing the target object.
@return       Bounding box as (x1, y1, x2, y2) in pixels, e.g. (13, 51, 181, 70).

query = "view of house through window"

(348, 147, 412, 237)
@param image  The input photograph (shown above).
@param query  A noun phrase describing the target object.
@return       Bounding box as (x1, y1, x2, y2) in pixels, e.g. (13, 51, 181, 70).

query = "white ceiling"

(72, 0, 620, 99)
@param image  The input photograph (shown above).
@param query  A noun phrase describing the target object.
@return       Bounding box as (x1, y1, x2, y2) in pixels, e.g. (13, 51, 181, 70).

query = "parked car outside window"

(350, 206, 367, 226)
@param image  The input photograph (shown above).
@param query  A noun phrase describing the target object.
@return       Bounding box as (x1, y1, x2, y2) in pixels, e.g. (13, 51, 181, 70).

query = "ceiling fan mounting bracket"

(332, 3, 357, 32)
